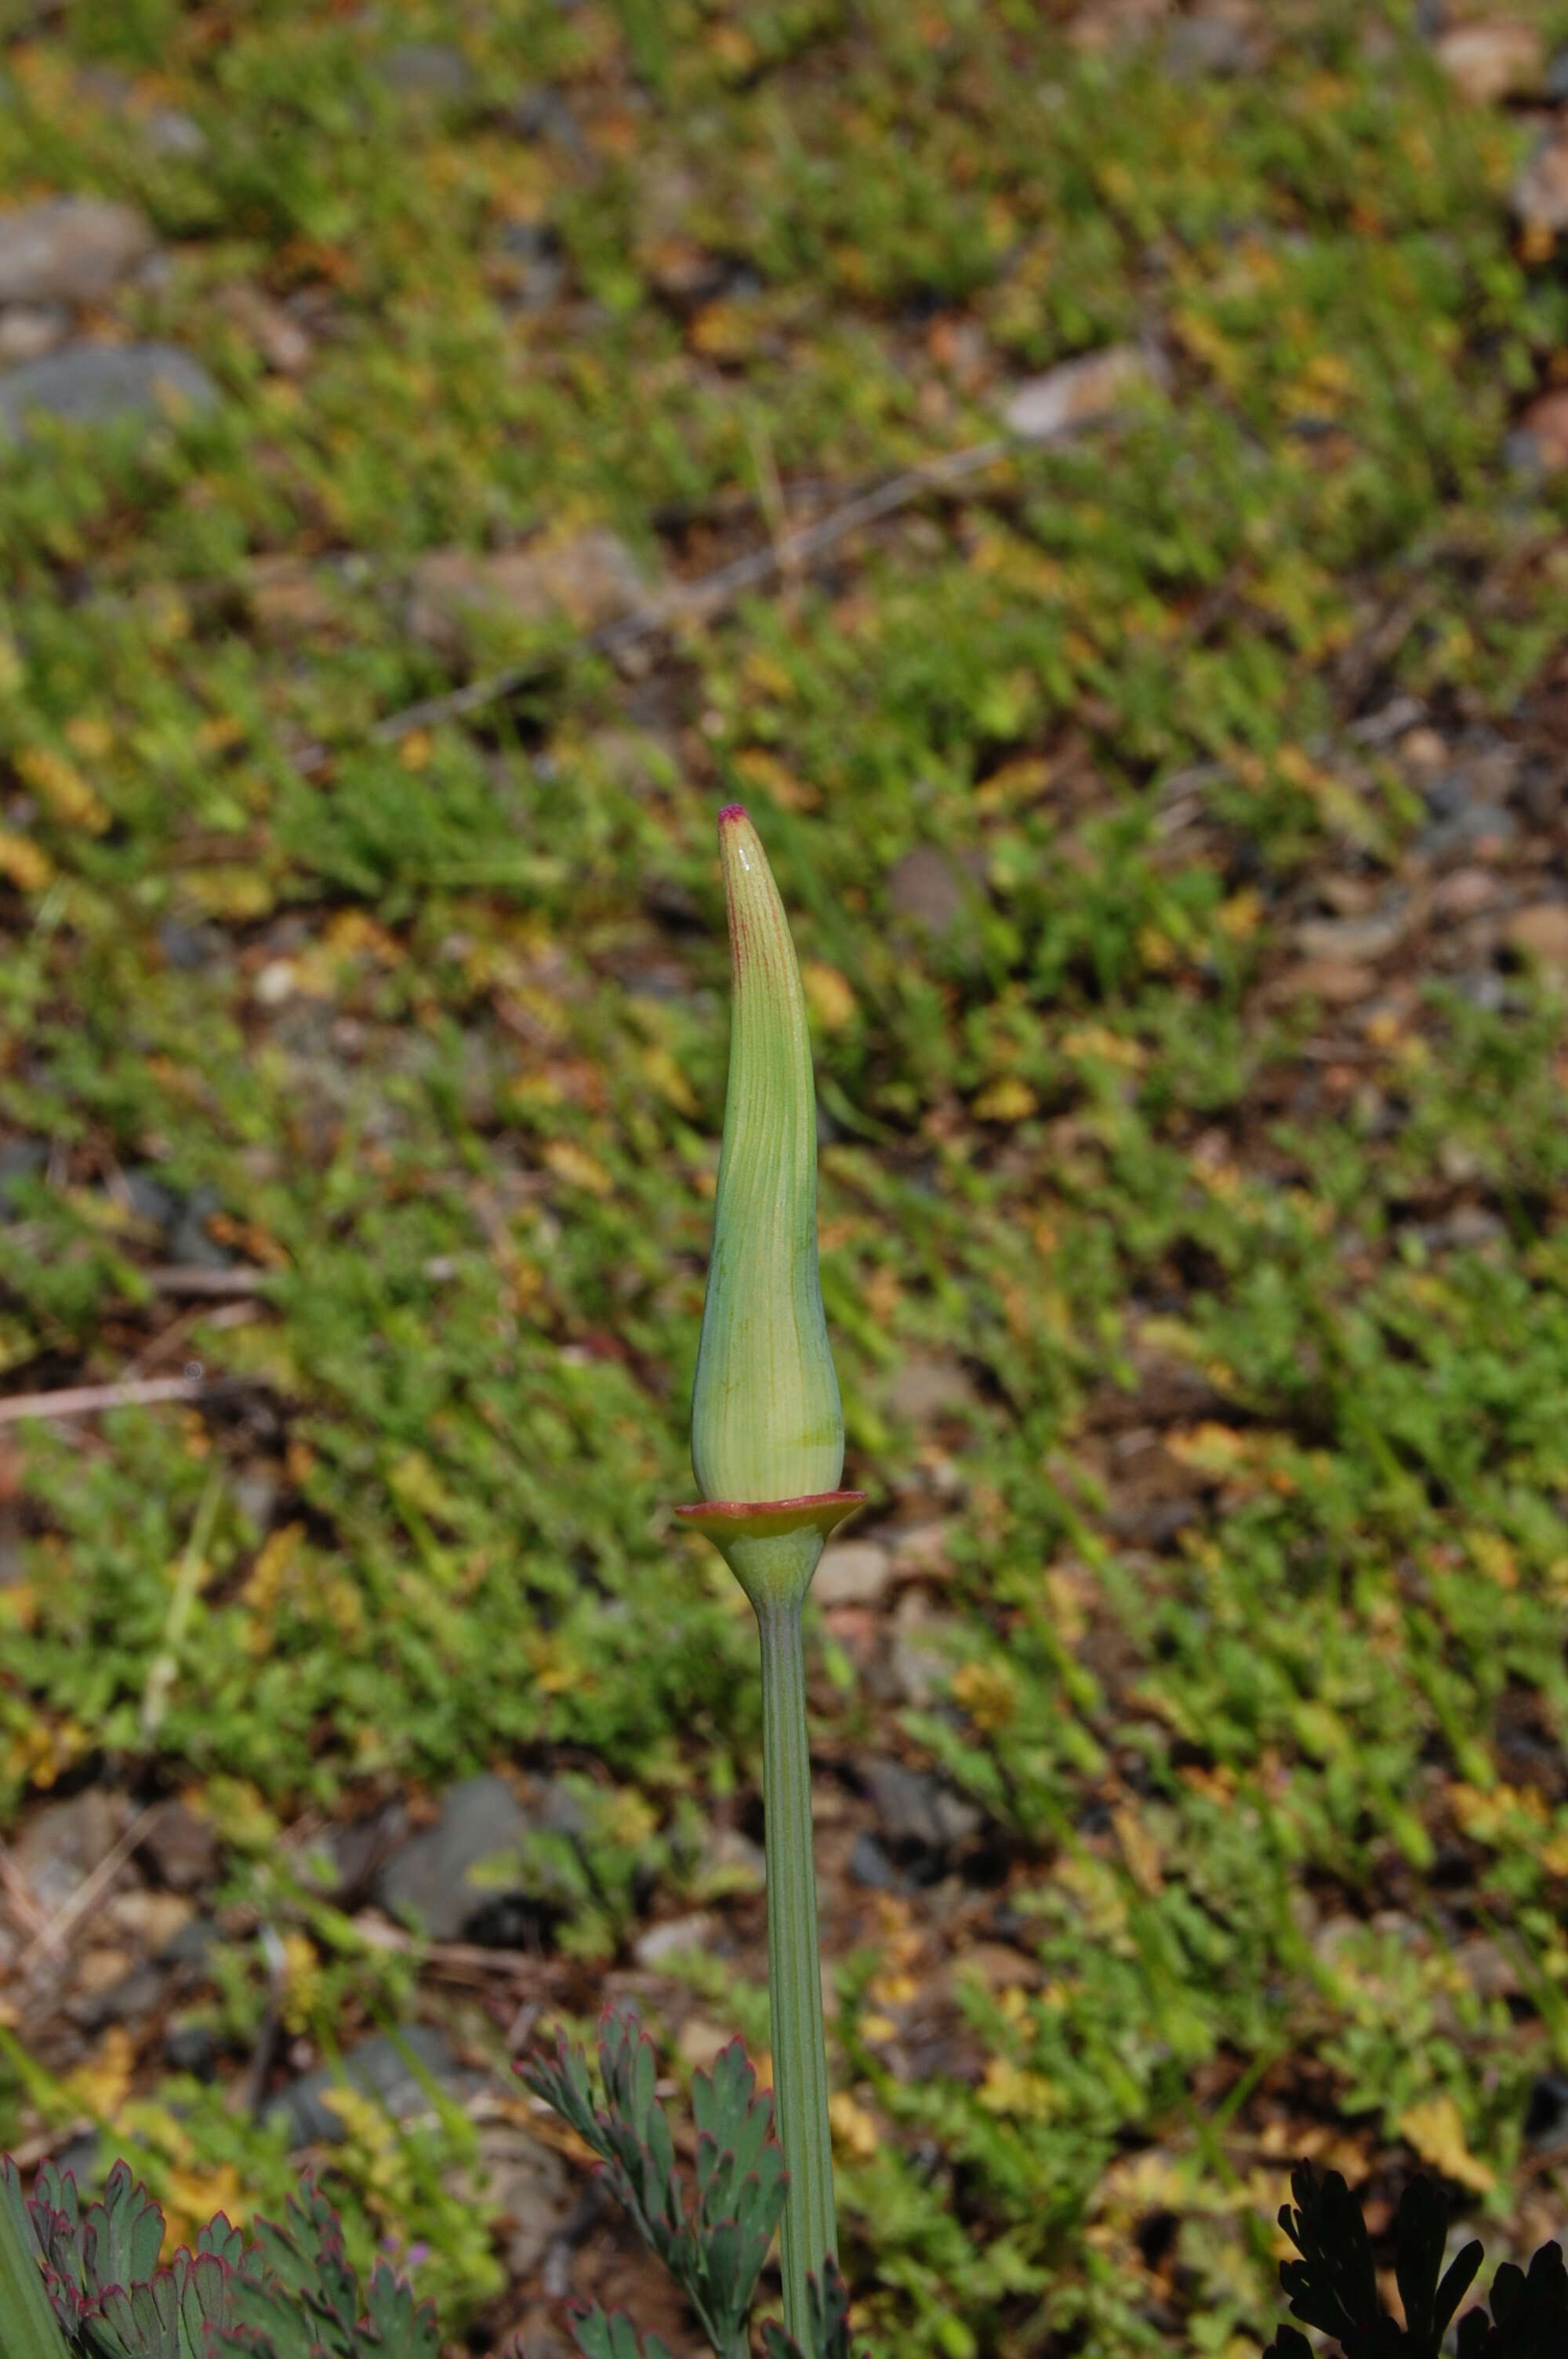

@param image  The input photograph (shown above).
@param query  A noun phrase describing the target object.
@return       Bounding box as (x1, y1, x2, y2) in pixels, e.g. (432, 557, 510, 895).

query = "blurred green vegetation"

(3, 1, 1568, 2353)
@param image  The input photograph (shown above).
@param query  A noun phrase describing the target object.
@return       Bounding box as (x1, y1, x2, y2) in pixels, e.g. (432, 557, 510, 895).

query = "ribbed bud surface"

(690, 806, 844, 1510)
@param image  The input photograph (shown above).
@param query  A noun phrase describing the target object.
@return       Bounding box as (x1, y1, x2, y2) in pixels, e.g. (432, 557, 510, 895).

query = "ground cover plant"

(4, 0, 1568, 2351)
(4, 2067, 1567, 2357)
(0, 2154, 442, 2359)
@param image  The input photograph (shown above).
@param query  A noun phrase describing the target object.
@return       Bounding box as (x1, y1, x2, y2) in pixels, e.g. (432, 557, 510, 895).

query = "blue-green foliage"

(524, 2007, 790, 2357)
(0, 2157, 437, 2359)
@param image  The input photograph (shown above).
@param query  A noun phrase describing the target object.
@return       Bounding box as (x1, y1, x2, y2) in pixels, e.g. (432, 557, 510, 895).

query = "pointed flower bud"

(676, 806, 862, 1608)
(692, 807, 840, 1505)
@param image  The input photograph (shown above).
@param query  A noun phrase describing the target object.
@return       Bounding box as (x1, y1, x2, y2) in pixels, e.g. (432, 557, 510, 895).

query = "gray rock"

(132, 253, 174, 300)
(158, 919, 220, 971)
(378, 42, 476, 102)
(14, 1788, 118, 1918)
(136, 1800, 220, 1893)
(1449, 1932, 1520, 2002)
(1432, 20, 1542, 105)
(887, 846, 971, 936)
(1454, 969, 1510, 1013)
(861, 1758, 983, 1860)
(0, 343, 217, 442)
(633, 1910, 716, 1968)
(232, 1470, 281, 1534)
(495, 220, 565, 313)
(1164, 13, 1257, 77)
(376, 1773, 531, 1942)
(158, 1913, 220, 1968)
(813, 1539, 893, 1608)
(701, 1825, 765, 1890)
(1548, 46, 1568, 102)
(121, 1167, 179, 1234)
(1418, 751, 1519, 860)
(1513, 126, 1568, 236)
(164, 2020, 218, 2077)
(219, 284, 312, 376)
(1410, 1206, 1504, 1254)
(78, 1959, 164, 2030)
(1104, 1492, 1200, 1547)
(848, 1831, 900, 1890)
(0, 304, 67, 364)
(407, 529, 646, 657)
(501, 86, 586, 154)
(143, 107, 209, 160)
(1065, 0, 1172, 60)
(879, 1598, 964, 1708)
(264, 2023, 474, 2146)
(1504, 424, 1545, 482)
(1002, 343, 1169, 444)
(328, 1802, 407, 1906)
(887, 1518, 956, 1575)
(0, 198, 154, 305)
(1310, 1913, 1367, 1968)
(1507, 902, 1568, 968)
(537, 1775, 591, 1840)
(1291, 896, 1412, 965)
(472, 2125, 572, 2277)
(49, 2135, 102, 2188)
(162, 1180, 230, 1274)
(887, 1355, 975, 1426)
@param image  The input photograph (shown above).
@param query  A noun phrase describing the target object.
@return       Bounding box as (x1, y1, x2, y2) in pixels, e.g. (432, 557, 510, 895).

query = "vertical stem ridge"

(756, 1599, 837, 2341)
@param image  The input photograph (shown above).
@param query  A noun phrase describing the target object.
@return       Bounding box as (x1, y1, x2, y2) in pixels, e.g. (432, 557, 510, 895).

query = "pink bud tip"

(718, 803, 748, 825)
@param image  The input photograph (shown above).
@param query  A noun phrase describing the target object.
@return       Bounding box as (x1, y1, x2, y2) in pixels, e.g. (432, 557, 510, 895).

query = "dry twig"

(0, 1377, 214, 1424)
(143, 1266, 273, 1297)
(0, 1373, 216, 1428)
(18, 1801, 166, 1972)
(350, 1911, 562, 1980)
(296, 436, 1011, 771)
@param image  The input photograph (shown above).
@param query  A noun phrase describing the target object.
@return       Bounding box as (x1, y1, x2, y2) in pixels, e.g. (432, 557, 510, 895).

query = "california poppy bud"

(677, 807, 862, 1608)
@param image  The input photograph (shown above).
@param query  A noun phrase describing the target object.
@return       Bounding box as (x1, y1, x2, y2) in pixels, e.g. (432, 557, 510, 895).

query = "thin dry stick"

(350, 1914, 561, 1979)
(0, 1373, 212, 1428)
(121, 1299, 211, 1383)
(121, 1300, 259, 1390)
(18, 1800, 166, 1972)
(3, 2120, 96, 2173)
(296, 436, 1010, 769)
(143, 1265, 272, 1297)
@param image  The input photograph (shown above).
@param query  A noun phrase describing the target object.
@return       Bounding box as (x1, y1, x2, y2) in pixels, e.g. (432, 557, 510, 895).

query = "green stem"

(140, 1466, 223, 1741)
(755, 1598, 836, 2343)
